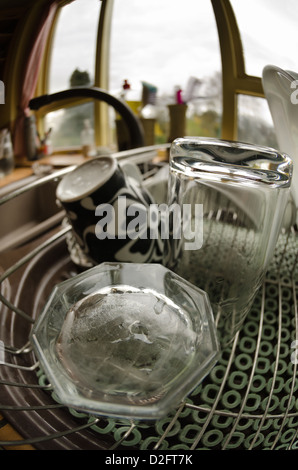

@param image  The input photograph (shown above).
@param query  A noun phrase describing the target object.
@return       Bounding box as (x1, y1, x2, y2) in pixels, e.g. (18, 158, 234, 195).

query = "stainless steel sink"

(0, 147, 166, 253)
(0, 172, 67, 252)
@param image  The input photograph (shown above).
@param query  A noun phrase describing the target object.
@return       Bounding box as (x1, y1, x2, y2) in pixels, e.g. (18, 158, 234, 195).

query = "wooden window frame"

(35, 0, 114, 148)
(211, 0, 264, 140)
(35, 0, 266, 148)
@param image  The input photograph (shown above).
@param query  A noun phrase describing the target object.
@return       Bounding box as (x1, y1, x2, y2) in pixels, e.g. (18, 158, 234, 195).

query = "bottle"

(140, 81, 158, 146)
(81, 119, 96, 158)
(115, 80, 141, 151)
(24, 115, 38, 160)
(120, 79, 141, 115)
(0, 129, 14, 178)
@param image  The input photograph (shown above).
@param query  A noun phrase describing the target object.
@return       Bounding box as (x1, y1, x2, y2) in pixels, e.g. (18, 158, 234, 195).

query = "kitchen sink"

(0, 149, 297, 450)
(0, 172, 66, 252)
(0, 147, 166, 254)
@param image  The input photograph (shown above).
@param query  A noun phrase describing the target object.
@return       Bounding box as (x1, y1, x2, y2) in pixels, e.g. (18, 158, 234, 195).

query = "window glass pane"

(45, 103, 94, 149)
(45, 0, 99, 150)
(110, 0, 222, 142)
(231, 0, 298, 77)
(237, 95, 278, 148)
(49, 0, 100, 92)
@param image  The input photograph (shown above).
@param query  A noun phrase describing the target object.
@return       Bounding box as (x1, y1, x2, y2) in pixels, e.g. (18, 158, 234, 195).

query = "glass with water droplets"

(164, 137, 293, 347)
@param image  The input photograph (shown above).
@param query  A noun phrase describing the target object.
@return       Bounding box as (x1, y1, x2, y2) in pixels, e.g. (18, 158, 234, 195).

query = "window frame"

(35, 0, 114, 148)
(35, 0, 266, 149)
(211, 0, 264, 141)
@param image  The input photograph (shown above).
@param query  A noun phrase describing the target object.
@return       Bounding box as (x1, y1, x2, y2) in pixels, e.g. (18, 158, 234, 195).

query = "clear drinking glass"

(164, 137, 293, 347)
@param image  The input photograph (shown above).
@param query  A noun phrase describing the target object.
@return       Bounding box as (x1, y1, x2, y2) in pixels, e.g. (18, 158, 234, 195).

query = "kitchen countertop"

(0, 153, 88, 189)
(0, 145, 169, 191)
(0, 167, 33, 188)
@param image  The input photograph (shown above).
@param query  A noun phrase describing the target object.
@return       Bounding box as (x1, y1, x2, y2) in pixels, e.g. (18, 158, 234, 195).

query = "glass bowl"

(31, 262, 220, 420)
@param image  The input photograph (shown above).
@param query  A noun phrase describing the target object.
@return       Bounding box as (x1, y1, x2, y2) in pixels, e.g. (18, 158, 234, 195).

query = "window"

(39, 0, 222, 151)
(38, 0, 294, 153)
(230, 0, 298, 77)
(44, 0, 100, 150)
(237, 95, 277, 148)
(110, 0, 222, 142)
(49, 0, 100, 92)
(229, 0, 298, 147)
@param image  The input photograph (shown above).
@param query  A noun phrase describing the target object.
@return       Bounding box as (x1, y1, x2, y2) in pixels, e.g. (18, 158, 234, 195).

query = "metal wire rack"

(0, 150, 297, 450)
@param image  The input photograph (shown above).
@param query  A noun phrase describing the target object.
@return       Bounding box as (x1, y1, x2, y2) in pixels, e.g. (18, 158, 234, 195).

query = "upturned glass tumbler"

(164, 137, 293, 347)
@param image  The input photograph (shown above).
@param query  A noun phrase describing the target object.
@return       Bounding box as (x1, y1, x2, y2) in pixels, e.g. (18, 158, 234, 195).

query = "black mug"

(56, 156, 163, 265)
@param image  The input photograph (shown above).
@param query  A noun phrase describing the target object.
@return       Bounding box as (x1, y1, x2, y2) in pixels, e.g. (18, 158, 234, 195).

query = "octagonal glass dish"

(31, 262, 220, 420)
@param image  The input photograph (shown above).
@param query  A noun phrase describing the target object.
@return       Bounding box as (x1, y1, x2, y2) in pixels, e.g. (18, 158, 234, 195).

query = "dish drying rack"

(0, 148, 297, 450)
